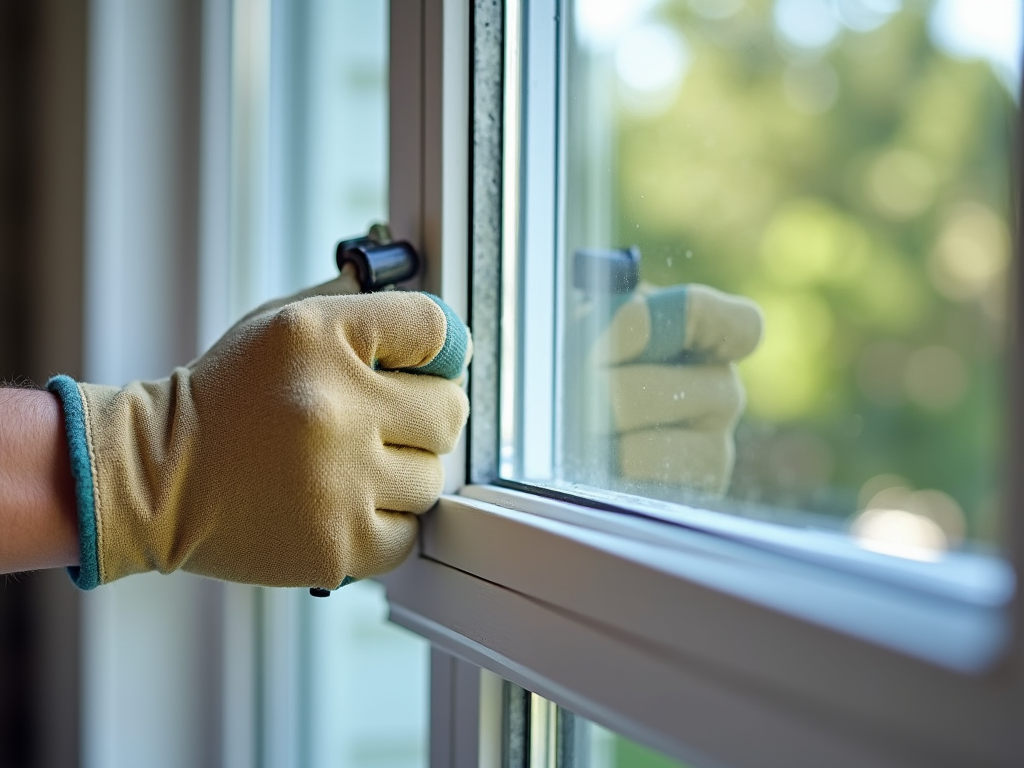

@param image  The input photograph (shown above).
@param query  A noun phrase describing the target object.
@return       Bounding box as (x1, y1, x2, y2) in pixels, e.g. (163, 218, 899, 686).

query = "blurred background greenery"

(613, 734, 693, 768)
(569, 0, 1019, 549)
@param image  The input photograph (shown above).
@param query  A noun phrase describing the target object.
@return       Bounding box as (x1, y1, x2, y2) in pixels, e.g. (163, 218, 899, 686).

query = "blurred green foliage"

(614, 734, 693, 767)
(593, 0, 1015, 541)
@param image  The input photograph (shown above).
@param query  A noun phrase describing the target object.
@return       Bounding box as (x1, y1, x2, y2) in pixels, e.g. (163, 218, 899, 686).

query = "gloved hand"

(47, 274, 471, 591)
(568, 283, 762, 495)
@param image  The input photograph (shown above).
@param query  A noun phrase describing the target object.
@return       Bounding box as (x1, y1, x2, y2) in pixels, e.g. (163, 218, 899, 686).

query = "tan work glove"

(566, 284, 762, 495)
(48, 274, 471, 591)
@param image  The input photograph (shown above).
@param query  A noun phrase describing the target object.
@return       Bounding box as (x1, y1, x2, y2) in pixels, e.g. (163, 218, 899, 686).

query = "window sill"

(380, 485, 1022, 768)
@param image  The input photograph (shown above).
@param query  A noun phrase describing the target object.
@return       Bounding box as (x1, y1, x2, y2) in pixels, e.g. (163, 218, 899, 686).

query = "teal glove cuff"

(573, 286, 690, 365)
(635, 285, 689, 364)
(403, 294, 470, 379)
(46, 375, 101, 590)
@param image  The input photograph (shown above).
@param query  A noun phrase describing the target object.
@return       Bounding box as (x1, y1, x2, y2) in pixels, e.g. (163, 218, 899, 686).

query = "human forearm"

(0, 387, 79, 572)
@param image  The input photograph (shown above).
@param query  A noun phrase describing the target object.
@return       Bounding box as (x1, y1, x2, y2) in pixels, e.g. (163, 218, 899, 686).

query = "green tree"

(598, 0, 1014, 542)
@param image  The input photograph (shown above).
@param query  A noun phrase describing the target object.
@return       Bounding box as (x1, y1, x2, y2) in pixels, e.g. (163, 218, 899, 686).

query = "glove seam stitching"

(78, 385, 107, 585)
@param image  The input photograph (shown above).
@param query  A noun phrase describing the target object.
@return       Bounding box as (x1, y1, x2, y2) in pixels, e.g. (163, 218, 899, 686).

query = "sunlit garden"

(571, 0, 1019, 551)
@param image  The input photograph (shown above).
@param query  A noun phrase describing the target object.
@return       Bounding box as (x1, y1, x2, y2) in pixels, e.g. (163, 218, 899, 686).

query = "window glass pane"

(503, 0, 1020, 564)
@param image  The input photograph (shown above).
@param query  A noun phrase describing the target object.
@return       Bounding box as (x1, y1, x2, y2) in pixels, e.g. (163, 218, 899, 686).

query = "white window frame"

(381, 2, 1024, 767)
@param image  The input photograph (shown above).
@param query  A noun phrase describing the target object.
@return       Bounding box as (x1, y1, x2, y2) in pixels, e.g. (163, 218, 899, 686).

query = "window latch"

(334, 222, 420, 292)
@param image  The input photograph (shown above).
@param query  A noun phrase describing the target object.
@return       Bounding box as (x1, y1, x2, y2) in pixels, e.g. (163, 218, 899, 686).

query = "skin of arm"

(0, 387, 79, 573)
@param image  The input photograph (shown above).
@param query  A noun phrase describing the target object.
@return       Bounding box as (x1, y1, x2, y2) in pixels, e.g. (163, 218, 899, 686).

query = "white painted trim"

(390, 0, 470, 494)
(438, 0, 470, 321)
(467, 484, 1013, 607)
(388, 0, 424, 265)
(381, 488, 1024, 768)
(436, 0, 470, 493)
(428, 648, 483, 768)
(386, 555, 899, 768)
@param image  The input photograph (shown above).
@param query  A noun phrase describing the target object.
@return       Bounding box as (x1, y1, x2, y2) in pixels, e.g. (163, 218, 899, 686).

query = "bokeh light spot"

(850, 255, 927, 331)
(857, 473, 910, 511)
(927, 202, 1010, 301)
(575, 0, 656, 46)
(906, 488, 967, 545)
(856, 339, 910, 405)
(616, 23, 689, 99)
(774, 0, 841, 50)
(851, 481, 967, 557)
(903, 344, 969, 411)
(851, 507, 948, 561)
(783, 61, 840, 114)
(929, 0, 1023, 96)
(741, 292, 834, 419)
(866, 148, 937, 219)
(759, 199, 870, 286)
(833, 0, 901, 32)
(689, 0, 745, 19)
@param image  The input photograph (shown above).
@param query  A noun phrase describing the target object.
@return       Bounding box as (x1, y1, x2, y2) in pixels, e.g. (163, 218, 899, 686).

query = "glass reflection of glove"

(47, 275, 471, 591)
(582, 284, 762, 495)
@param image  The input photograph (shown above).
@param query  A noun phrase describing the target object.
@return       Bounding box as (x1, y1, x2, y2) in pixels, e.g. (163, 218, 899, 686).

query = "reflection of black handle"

(336, 240, 419, 292)
(573, 246, 641, 295)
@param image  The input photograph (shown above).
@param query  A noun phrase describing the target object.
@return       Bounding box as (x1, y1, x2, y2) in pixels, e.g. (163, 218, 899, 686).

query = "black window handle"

(335, 222, 420, 293)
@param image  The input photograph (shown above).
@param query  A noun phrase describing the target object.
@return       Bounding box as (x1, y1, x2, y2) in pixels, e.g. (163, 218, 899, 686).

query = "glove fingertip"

(404, 294, 471, 380)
